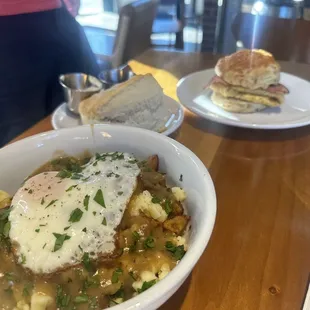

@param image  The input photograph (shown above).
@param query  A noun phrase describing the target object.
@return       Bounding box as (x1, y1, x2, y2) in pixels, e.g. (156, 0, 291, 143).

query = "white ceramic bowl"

(0, 125, 216, 310)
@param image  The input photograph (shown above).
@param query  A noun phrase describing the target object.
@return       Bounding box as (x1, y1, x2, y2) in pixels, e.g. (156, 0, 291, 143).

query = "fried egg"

(9, 152, 140, 274)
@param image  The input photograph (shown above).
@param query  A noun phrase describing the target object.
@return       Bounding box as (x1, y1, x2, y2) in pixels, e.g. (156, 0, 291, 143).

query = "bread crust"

(215, 49, 280, 90)
(79, 74, 149, 120)
(79, 74, 163, 124)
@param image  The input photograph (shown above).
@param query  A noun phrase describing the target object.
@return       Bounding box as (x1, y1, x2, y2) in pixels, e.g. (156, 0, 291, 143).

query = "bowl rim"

(1, 124, 217, 310)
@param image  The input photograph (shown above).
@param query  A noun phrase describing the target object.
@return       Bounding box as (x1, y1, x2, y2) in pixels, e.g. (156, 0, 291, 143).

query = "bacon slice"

(267, 84, 289, 94)
(205, 76, 289, 94)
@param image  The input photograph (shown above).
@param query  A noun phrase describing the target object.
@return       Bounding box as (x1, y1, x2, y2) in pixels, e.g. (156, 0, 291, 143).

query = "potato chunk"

(0, 190, 11, 209)
(163, 215, 189, 235)
(146, 155, 159, 171)
(171, 201, 184, 216)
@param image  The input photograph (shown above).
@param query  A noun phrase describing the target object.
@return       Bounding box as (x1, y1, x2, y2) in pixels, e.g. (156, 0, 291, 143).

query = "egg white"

(9, 152, 140, 274)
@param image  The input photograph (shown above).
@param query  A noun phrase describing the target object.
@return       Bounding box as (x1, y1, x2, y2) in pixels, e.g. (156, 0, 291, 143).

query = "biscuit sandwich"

(206, 49, 289, 113)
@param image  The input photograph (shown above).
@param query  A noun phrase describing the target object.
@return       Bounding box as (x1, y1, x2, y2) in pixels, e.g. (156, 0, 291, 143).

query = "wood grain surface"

(8, 49, 310, 310)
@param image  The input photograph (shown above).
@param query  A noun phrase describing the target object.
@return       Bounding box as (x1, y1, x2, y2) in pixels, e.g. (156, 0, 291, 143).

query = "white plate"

(177, 69, 310, 129)
(52, 95, 184, 136)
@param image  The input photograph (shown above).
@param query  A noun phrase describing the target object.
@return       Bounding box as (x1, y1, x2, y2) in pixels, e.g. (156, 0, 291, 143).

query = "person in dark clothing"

(0, 1, 99, 146)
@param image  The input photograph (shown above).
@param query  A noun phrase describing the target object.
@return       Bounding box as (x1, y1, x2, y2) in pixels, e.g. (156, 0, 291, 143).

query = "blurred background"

(76, 0, 310, 62)
(2, 0, 310, 146)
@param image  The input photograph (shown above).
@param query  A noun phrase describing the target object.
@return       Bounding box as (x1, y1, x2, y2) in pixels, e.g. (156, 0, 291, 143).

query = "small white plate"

(177, 69, 310, 129)
(52, 95, 184, 136)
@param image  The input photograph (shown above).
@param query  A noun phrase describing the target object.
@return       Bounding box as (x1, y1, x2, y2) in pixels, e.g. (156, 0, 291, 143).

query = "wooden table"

(9, 49, 310, 310)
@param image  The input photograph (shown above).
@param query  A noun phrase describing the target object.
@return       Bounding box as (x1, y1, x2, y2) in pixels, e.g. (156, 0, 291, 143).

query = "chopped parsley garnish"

(95, 171, 100, 175)
(83, 195, 90, 211)
(93, 161, 98, 166)
(163, 199, 172, 215)
(82, 276, 100, 291)
(43, 243, 47, 249)
(57, 168, 84, 180)
(111, 152, 124, 160)
(35, 229, 40, 233)
(22, 283, 33, 297)
(95, 153, 106, 161)
(71, 173, 83, 180)
(128, 271, 137, 280)
(3, 221, 10, 238)
(129, 231, 140, 252)
(0, 208, 11, 251)
(82, 176, 90, 182)
(102, 217, 107, 226)
(93, 189, 106, 208)
(128, 159, 138, 164)
(165, 241, 186, 260)
(82, 252, 94, 272)
(144, 236, 155, 249)
(151, 196, 161, 204)
(82, 227, 87, 233)
(93, 211, 97, 216)
(111, 268, 123, 284)
(107, 172, 120, 178)
(68, 162, 82, 173)
(179, 174, 183, 182)
(39, 224, 47, 227)
(74, 294, 89, 304)
(56, 169, 72, 179)
(64, 226, 70, 231)
(137, 280, 157, 293)
(118, 191, 123, 196)
(45, 199, 58, 209)
(56, 285, 71, 309)
(20, 254, 26, 264)
(65, 185, 77, 192)
(109, 287, 124, 305)
(69, 208, 83, 223)
(78, 245, 83, 252)
(28, 189, 33, 194)
(4, 272, 18, 282)
(132, 231, 140, 241)
(40, 197, 45, 205)
(0, 208, 10, 221)
(165, 241, 175, 252)
(53, 233, 71, 252)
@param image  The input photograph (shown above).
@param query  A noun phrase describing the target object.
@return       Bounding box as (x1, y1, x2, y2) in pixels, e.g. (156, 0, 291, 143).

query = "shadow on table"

(185, 112, 310, 142)
(158, 273, 192, 310)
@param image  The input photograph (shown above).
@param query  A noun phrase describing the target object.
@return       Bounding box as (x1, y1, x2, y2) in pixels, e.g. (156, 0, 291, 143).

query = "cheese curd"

(132, 271, 157, 292)
(30, 293, 53, 310)
(171, 187, 187, 202)
(130, 190, 167, 222)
